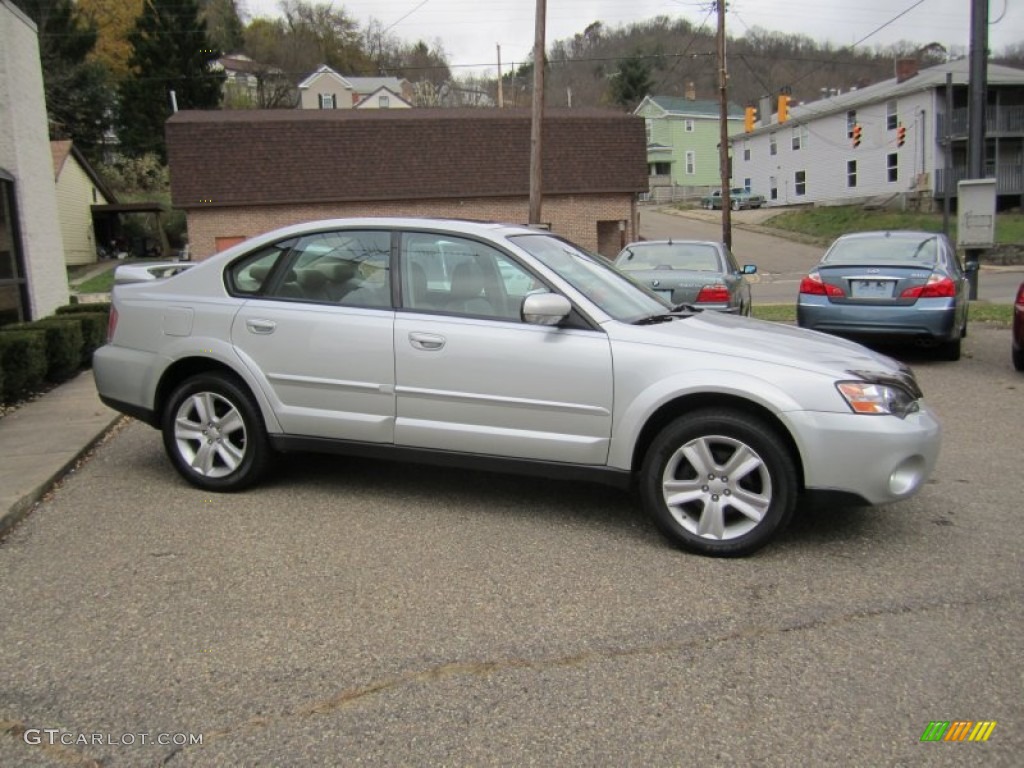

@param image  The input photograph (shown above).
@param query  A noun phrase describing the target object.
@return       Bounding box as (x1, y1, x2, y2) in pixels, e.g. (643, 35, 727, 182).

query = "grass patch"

(762, 206, 1024, 245)
(74, 269, 116, 294)
(752, 302, 1012, 325)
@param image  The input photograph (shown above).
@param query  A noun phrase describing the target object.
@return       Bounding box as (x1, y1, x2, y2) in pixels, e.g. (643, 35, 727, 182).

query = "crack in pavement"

(4, 587, 1017, 766)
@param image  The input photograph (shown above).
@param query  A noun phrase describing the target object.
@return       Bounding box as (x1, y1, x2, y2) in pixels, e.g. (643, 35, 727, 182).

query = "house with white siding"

(0, 0, 68, 323)
(297, 66, 414, 109)
(733, 59, 1024, 209)
(51, 141, 117, 266)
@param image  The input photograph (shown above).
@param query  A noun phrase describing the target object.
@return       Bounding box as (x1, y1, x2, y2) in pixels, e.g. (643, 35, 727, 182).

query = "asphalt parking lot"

(1, 325, 1021, 767)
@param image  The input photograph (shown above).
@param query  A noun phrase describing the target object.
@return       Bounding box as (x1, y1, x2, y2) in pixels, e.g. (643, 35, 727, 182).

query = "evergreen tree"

(608, 51, 654, 110)
(117, 0, 224, 159)
(18, 0, 115, 161)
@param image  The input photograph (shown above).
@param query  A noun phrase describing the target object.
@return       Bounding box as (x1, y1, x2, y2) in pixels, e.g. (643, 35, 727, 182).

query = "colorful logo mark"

(920, 721, 997, 742)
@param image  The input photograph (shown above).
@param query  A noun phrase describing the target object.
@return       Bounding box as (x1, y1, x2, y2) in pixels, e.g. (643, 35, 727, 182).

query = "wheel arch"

(154, 356, 279, 433)
(628, 393, 805, 490)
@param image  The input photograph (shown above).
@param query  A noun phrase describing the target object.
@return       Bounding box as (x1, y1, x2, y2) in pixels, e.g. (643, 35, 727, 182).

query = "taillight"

(696, 284, 731, 303)
(900, 275, 956, 299)
(107, 306, 118, 342)
(799, 272, 845, 297)
(1014, 283, 1024, 307)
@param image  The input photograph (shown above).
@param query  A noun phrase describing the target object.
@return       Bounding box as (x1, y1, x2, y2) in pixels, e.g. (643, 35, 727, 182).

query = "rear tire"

(938, 337, 962, 362)
(639, 409, 798, 556)
(162, 372, 270, 491)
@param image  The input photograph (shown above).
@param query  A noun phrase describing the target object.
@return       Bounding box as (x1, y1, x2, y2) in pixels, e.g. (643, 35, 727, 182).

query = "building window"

(791, 124, 808, 150)
(645, 119, 652, 143)
(648, 162, 671, 177)
(742, 141, 750, 161)
(0, 177, 29, 324)
(684, 119, 695, 132)
(685, 151, 696, 175)
(794, 170, 806, 196)
(769, 175, 778, 200)
(769, 132, 777, 156)
(378, 95, 390, 108)
(847, 160, 857, 187)
(886, 99, 898, 130)
(319, 93, 336, 109)
(846, 110, 857, 138)
(887, 153, 898, 182)
(743, 177, 752, 191)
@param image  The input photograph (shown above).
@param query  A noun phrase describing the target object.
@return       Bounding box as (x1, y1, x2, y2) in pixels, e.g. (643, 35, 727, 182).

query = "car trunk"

(816, 263, 938, 305)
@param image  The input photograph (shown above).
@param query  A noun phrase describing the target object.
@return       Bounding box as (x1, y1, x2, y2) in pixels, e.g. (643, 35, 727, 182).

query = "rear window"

(825, 235, 939, 265)
(616, 243, 723, 272)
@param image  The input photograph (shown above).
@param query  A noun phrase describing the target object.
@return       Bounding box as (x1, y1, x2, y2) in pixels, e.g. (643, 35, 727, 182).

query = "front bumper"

(783, 402, 941, 505)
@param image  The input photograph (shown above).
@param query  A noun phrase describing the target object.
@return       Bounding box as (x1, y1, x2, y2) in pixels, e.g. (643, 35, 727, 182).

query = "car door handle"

(246, 319, 277, 335)
(409, 332, 445, 351)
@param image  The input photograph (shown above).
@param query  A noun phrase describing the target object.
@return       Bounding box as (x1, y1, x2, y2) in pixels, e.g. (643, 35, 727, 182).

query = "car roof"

(244, 217, 546, 244)
(621, 239, 723, 247)
(833, 230, 943, 241)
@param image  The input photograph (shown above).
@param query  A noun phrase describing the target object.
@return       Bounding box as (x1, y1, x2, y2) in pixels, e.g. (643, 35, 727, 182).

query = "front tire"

(640, 409, 798, 556)
(162, 372, 270, 491)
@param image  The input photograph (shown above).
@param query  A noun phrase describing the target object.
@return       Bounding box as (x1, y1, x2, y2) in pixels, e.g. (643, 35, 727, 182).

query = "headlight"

(836, 381, 919, 418)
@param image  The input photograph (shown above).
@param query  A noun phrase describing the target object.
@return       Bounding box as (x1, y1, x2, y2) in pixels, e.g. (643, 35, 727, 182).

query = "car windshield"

(509, 234, 667, 322)
(824, 235, 939, 266)
(616, 243, 723, 273)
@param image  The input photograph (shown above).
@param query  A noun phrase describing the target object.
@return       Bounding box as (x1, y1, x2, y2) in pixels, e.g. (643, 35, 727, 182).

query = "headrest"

(294, 268, 328, 289)
(316, 261, 358, 282)
(249, 264, 270, 282)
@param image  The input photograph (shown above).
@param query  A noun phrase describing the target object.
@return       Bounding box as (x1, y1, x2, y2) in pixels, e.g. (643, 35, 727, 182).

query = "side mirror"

(742, 264, 757, 274)
(522, 292, 571, 326)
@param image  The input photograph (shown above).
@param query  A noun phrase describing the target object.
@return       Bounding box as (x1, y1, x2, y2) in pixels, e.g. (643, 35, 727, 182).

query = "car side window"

(266, 230, 392, 307)
(226, 242, 291, 295)
(400, 233, 537, 321)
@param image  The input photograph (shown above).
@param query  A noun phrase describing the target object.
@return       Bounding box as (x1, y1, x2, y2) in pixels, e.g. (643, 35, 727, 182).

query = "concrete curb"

(0, 372, 123, 541)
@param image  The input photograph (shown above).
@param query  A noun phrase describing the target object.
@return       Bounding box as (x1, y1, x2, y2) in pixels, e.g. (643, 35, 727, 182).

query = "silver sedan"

(94, 218, 940, 557)
(613, 240, 756, 315)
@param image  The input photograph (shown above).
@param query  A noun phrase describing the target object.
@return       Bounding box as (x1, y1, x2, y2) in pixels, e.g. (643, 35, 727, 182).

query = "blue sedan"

(797, 231, 969, 360)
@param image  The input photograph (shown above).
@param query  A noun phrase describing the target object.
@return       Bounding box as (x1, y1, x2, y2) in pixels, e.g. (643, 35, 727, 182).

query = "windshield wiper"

(670, 302, 704, 313)
(633, 307, 702, 325)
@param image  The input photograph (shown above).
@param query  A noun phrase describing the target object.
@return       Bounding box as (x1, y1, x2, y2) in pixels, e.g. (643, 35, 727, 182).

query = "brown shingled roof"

(166, 108, 648, 208)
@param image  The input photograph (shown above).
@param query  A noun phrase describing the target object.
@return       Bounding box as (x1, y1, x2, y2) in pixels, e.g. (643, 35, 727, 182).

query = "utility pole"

(965, 0, 988, 299)
(497, 45, 504, 108)
(716, 0, 732, 249)
(528, 0, 546, 225)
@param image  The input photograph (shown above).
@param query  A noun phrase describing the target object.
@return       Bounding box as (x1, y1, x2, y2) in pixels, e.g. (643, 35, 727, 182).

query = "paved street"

(1, 326, 1022, 766)
(640, 206, 1024, 304)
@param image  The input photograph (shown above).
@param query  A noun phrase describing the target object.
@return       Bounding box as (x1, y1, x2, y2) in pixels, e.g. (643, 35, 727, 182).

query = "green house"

(634, 95, 744, 193)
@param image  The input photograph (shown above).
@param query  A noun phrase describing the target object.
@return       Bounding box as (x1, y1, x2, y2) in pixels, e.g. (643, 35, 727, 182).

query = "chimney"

(685, 81, 696, 101)
(895, 58, 919, 83)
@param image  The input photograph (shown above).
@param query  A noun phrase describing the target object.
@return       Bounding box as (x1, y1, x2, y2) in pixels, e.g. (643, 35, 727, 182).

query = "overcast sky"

(240, 0, 1023, 76)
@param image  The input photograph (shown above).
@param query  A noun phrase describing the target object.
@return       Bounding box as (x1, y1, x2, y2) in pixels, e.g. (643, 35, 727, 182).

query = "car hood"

(613, 309, 903, 379)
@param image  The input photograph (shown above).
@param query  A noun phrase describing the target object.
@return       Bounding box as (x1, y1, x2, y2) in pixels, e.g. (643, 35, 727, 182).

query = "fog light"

(889, 456, 926, 496)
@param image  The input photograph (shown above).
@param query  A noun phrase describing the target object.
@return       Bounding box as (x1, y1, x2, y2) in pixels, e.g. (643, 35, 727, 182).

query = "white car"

(94, 218, 941, 556)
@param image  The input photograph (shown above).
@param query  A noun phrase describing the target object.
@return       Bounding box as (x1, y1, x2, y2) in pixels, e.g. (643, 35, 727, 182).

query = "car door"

(229, 230, 397, 442)
(393, 231, 614, 465)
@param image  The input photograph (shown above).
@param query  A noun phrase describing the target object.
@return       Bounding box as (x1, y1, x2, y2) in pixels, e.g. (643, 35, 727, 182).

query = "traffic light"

(897, 123, 906, 147)
(852, 123, 862, 148)
(777, 94, 791, 123)
(744, 105, 757, 133)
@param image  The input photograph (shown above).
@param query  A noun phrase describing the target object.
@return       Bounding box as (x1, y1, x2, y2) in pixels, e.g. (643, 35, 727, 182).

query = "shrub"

(2, 319, 83, 383)
(0, 331, 47, 403)
(57, 301, 112, 316)
(67, 312, 109, 365)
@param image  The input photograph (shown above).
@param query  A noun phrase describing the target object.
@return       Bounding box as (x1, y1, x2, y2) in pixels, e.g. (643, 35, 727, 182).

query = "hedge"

(0, 331, 47, 403)
(43, 312, 107, 365)
(2, 318, 83, 383)
(57, 301, 112, 316)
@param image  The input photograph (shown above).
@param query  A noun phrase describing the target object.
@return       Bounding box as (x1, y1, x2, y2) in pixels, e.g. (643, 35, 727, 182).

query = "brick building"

(165, 108, 648, 259)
